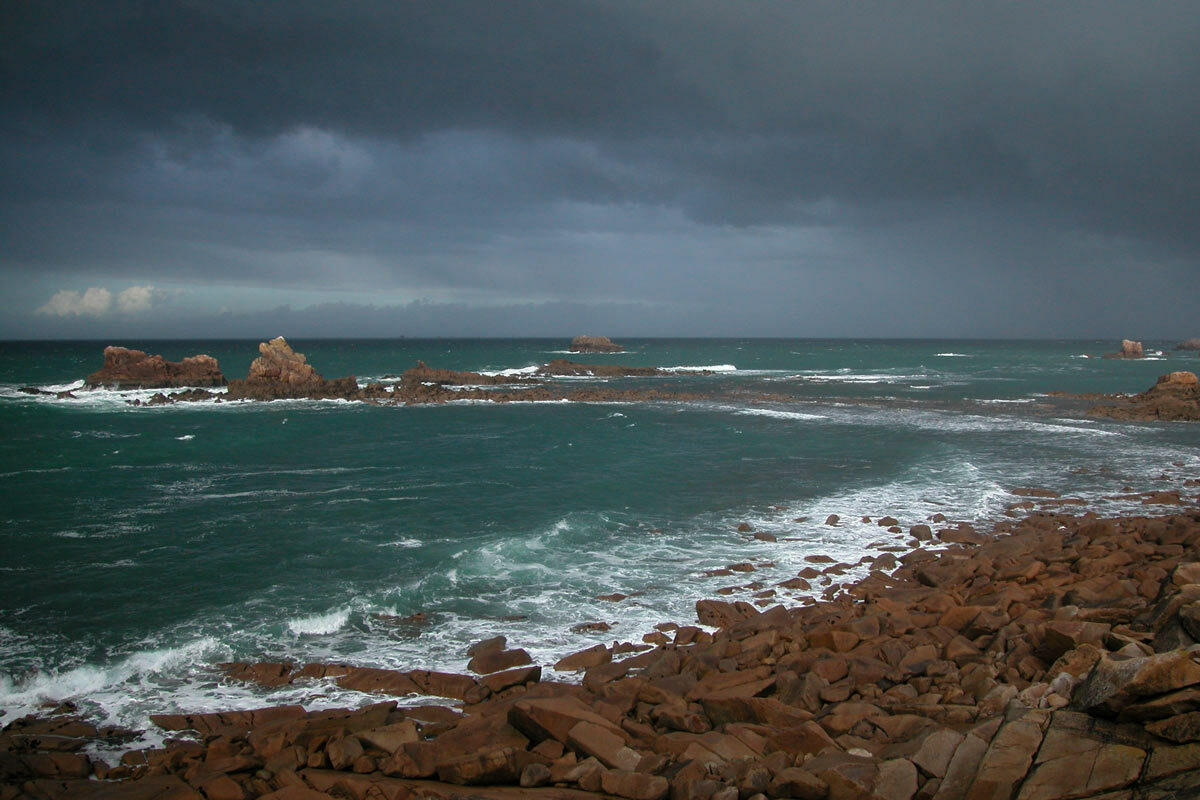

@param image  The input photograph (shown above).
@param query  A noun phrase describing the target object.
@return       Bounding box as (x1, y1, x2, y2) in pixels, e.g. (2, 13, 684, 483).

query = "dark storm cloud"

(1, 1, 1198, 337)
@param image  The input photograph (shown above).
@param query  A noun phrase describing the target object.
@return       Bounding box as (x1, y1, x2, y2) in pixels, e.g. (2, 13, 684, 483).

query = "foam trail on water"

(661, 364, 738, 372)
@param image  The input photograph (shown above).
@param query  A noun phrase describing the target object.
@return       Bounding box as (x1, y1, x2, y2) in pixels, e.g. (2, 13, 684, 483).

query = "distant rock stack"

(1102, 339, 1144, 359)
(1175, 338, 1200, 351)
(569, 335, 624, 353)
(225, 337, 359, 400)
(85, 346, 226, 389)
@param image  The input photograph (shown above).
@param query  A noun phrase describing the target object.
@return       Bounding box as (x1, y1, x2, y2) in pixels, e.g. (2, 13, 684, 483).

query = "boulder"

(570, 335, 625, 353)
(555, 644, 611, 672)
(85, 346, 226, 389)
(1070, 647, 1200, 718)
(601, 770, 669, 800)
(467, 647, 533, 675)
(768, 767, 829, 800)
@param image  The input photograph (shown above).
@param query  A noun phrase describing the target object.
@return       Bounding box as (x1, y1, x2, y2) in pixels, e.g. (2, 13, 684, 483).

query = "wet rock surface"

(85, 346, 226, 389)
(225, 337, 361, 401)
(1088, 371, 1200, 422)
(9, 497, 1200, 799)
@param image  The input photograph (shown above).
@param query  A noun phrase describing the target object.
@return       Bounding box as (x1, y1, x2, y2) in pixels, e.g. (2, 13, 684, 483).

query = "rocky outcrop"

(1102, 339, 1145, 359)
(225, 337, 359, 401)
(1176, 338, 1200, 351)
(570, 336, 624, 353)
(85, 346, 226, 389)
(400, 361, 536, 386)
(1089, 371, 1200, 421)
(14, 500, 1200, 799)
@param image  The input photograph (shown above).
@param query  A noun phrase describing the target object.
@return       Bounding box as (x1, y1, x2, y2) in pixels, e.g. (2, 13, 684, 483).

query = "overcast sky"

(2, 1, 1197, 339)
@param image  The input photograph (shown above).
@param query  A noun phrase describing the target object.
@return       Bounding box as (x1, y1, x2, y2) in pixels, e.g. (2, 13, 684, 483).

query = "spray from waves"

(377, 537, 423, 548)
(477, 366, 540, 377)
(0, 637, 226, 726)
(287, 608, 351, 635)
(935, 353, 974, 357)
(175, 434, 195, 441)
(1, 383, 229, 411)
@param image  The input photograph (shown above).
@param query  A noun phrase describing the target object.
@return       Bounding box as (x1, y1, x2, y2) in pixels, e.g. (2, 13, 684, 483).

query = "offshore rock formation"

(400, 361, 536, 386)
(1089, 371, 1200, 422)
(1176, 338, 1200, 351)
(8, 503, 1200, 798)
(1102, 339, 1145, 359)
(225, 337, 359, 401)
(85, 346, 226, 389)
(570, 336, 625, 353)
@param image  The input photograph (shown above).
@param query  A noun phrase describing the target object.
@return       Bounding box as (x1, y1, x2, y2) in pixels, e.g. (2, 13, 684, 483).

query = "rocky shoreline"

(1050, 372, 1200, 423)
(5, 486, 1200, 800)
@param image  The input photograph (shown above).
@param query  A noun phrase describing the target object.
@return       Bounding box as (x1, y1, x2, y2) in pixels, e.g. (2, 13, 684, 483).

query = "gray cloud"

(1, 1, 1198, 338)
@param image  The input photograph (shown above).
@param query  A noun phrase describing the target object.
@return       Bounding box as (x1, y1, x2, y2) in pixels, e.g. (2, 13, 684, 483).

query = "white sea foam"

(935, 353, 973, 357)
(378, 538, 423, 548)
(175, 434, 195, 441)
(478, 365, 540, 377)
(796, 371, 923, 384)
(71, 430, 141, 439)
(287, 608, 351, 635)
(1, 383, 230, 411)
(661, 364, 738, 373)
(44, 380, 86, 393)
(0, 466, 72, 479)
(726, 407, 828, 421)
(0, 637, 225, 726)
(542, 350, 633, 355)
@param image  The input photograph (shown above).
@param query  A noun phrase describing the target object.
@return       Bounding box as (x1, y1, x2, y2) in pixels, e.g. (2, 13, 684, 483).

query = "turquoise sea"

(2, 338, 1198, 747)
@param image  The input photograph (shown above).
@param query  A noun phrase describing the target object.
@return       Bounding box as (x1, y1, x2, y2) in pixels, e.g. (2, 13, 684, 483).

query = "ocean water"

(1, 338, 1198, 745)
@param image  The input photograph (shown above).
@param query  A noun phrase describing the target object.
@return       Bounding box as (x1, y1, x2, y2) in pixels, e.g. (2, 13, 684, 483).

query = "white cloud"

(36, 285, 158, 316)
(36, 287, 113, 316)
(116, 285, 155, 313)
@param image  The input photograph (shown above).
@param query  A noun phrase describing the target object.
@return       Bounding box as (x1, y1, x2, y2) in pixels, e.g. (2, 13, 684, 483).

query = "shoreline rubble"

(6, 489, 1200, 799)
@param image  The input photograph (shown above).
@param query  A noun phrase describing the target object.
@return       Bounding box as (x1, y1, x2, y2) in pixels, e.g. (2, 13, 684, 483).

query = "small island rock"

(570, 336, 625, 353)
(1102, 339, 1144, 359)
(225, 337, 358, 400)
(85, 346, 226, 389)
